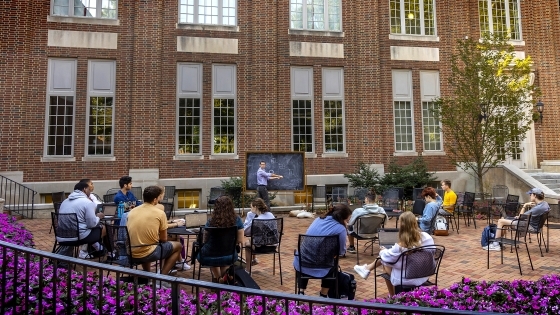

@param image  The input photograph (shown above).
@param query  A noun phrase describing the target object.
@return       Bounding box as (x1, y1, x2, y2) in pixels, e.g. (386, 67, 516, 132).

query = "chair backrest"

(402, 245, 445, 281)
(105, 224, 133, 266)
(101, 203, 117, 216)
(514, 213, 532, 240)
(106, 188, 121, 195)
(412, 199, 426, 216)
(53, 202, 63, 214)
(383, 188, 400, 210)
(51, 191, 66, 204)
(251, 218, 283, 247)
(412, 188, 424, 201)
(208, 187, 226, 204)
(297, 234, 340, 270)
(492, 185, 509, 201)
(505, 194, 519, 204)
(533, 211, 548, 233)
(353, 188, 369, 204)
(462, 192, 475, 206)
(104, 193, 117, 203)
(52, 212, 80, 239)
(435, 189, 444, 198)
(131, 187, 142, 200)
(160, 201, 173, 220)
(164, 186, 176, 200)
(198, 226, 238, 261)
(355, 214, 385, 235)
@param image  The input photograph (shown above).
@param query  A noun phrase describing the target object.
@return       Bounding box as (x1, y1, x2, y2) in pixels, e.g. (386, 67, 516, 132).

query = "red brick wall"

(1, 0, 559, 182)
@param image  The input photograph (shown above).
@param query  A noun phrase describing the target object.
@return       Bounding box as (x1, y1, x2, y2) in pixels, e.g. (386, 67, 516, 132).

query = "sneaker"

(251, 258, 259, 265)
(175, 262, 191, 270)
(347, 246, 357, 254)
(156, 268, 178, 275)
(78, 250, 90, 259)
(354, 264, 371, 280)
(482, 244, 501, 251)
(155, 282, 171, 289)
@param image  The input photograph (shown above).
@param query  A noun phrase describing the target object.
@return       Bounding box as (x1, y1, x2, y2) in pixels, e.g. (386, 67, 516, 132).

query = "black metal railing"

(0, 175, 36, 219)
(0, 240, 503, 315)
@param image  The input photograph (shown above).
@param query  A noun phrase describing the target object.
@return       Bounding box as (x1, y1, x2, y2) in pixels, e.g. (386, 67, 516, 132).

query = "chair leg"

(278, 252, 283, 285)
(525, 242, 534, 271)
(356, 240, 360, 265)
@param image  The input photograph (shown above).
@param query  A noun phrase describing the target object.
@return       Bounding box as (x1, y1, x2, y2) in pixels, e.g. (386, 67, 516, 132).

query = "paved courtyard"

(22, 214, 560, 300)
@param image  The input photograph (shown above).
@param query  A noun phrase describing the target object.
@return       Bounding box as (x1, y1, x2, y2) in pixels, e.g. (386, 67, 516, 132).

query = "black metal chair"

(352, 188, 369, 207)
(382, 188, 400, 212)
(245, 218, 284, 284)
(207, 187, 226, 212)
(164, 186, 176, 216)
(527, 211, 549, 257)
(294, 234, 340, 297)
(411, 188, 423, 201)
(49, 201, 63, 234)
(486, 213, 533, 275)
(106, 188, 121, 195)
(160, 201, 173, 220)
(351, 214, 386, 265)
(328, 186, 348, 208)
(374, 244, 445, 298)
(492, 185, 509, 206)
(412, 199, 425, 216)
(503, 194, 520, 218)
(439, 203, 458, 233)
(546, 204, 560, 253)
(191, 225, 239, 281)
(456, 192, 476, 228)
(51, 212, 101, 260)
(105, 224, 134, 268)
(103, 193, 117, 203)
(312, 186, 326, 212)
(131, 187, 142, 200)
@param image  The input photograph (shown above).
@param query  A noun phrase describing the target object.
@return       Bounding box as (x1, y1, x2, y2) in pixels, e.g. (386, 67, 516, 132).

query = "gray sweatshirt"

(348, 203, 386, 226)
(57, 190, 99, 241)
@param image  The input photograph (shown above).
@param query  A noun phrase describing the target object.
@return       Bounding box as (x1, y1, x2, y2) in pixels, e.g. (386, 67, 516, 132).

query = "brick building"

(1, 0, 559, 208)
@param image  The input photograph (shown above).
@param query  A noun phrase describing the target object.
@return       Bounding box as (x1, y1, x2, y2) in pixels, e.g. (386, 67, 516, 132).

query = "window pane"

(88, 96, 114, 155)
(390, 0, 402, 34)
(178, 97, 201, 154)
(323, 100, 344, 152)
(290, 0, 304, 28)
(47, 95, 74, 156)
(422, 102, 441, 151)
(292, 100, 313, 152)
(479, 0, 521, 40)
(213, 98, 235, 154)
(393, 101, 413, 151)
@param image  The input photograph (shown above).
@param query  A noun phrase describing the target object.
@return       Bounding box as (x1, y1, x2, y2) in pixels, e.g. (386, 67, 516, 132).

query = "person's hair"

(398, 211, 422, 249)
(209, 195, 237, 227)
(323, 203, 352, 225)
(365, 192, 376, 203)
(534, 192, 545, 200)
(119, 176, 132, 188)
(251, 198, 268, 213)
(260, 161, 265, 164)
(74, 181, 89, 192)
(420, 187, 436, 199)
(79, 179, 92, 184)
(143, 186, 163, 203)
(442, 179, 451, 188)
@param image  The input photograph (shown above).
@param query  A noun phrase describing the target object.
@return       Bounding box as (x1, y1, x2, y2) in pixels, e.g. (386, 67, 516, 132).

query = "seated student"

(293, 204, 351, 297)
(438, 179, 457, 215)
(197, 195, 244, 283)
(126, 186, 182, 275)
(114, 176, 143, 207)
(484, 187, 549, 251)
(418, 187, 442, 233)
(57, 181, 107, 257)
(346, 191, 386, 254)
(243, 198, 276, 270)
(353, 211, 435, 297)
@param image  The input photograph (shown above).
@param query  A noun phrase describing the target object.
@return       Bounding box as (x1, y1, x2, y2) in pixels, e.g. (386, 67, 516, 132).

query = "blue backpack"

(481, 224, 497, 247)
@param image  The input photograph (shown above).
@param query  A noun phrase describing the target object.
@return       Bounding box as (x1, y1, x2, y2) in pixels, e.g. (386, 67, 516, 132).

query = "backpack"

(481, 224, 497, 247)
(328, 271, 357, 300)
(433, 216, 448, 236)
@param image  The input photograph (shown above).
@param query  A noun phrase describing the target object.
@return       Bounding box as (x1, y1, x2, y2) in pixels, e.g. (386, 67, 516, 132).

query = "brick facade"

(1, 0, 559, 186)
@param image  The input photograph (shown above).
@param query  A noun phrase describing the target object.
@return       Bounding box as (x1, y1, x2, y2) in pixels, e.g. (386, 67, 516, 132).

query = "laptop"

(101, 203, 117, 219)
(183, 212, 208, 234)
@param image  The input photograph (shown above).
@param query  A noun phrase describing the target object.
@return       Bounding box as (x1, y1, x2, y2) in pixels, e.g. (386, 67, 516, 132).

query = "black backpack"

(328, 271, 357, 300)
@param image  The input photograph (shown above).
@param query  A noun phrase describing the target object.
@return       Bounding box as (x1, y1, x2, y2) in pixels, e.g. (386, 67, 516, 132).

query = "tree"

(433, 33, 539, 198)
(343, 162, 382, 191)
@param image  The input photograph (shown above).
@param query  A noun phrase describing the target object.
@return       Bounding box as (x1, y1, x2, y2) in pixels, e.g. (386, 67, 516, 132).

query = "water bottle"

(117, 201, 125, 219)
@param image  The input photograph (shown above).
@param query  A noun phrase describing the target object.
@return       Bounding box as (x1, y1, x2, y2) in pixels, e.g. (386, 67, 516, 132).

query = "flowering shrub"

(2, 215, 560, 314)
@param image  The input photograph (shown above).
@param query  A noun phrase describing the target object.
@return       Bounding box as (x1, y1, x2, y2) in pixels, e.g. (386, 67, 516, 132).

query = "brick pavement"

(21, 214, 560, 301)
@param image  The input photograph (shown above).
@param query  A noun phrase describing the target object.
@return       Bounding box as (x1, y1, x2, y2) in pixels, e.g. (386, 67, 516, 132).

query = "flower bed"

(1, 214, 560, 314)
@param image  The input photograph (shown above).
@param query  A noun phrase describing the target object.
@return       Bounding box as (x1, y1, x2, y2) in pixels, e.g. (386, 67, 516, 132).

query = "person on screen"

(256, 161, 282, 210)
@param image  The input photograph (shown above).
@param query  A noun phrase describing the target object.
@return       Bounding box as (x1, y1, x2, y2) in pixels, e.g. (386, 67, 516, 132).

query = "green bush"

(220, 177, 276, 208)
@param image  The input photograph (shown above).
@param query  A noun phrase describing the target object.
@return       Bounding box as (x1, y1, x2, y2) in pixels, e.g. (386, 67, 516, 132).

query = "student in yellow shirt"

(438, 179, 457, 215)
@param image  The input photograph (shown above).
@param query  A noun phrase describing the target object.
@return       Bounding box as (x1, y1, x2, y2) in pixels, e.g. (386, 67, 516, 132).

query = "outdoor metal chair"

(456, 192, 476, 229)
(503, 194, 520, 218)
(51, 212, 102, 261)
(294, 234, 340, 297)
(546, 204, 560, 253)
(492, 185, 509, 206)
(351, 214, 386, 265)
(439, 204, 458, 233)
(160, 201, 173, 220)
(312, 186, 326, 212)
(374, 244, 445, 298)
(49, 201, 63, 234)
(191, 225, 239, 281)
(382, 188, 400, 212)
(486, 213, 533, 275)
(106, 188, 121, 195)
(207, 187, 226, 212)
(164, 186, 176, 216)
(527, 211, 549, 257)
(103, 193, 117, 203)
(245, 218, 284, 284)
(131, 187, 142, 200)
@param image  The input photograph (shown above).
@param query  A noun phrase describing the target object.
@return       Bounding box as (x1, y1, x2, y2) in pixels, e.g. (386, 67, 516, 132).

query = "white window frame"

(420, 71, 442, 152)
(85, 60, 116, 157)
(211, 64, 237, 156)
(44, 58, 77, 158)
(389, 0, 437, 36)
(178, 0, 237, 26)
(291, 67, 314, 153)
(322, 68, 345, 154)
(392, 69, 415, 153)
(289, 0, 342, 32)
(51, 0, 118, 19)
(478, 0, 522, 41)
(176, 63, 203, 157)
